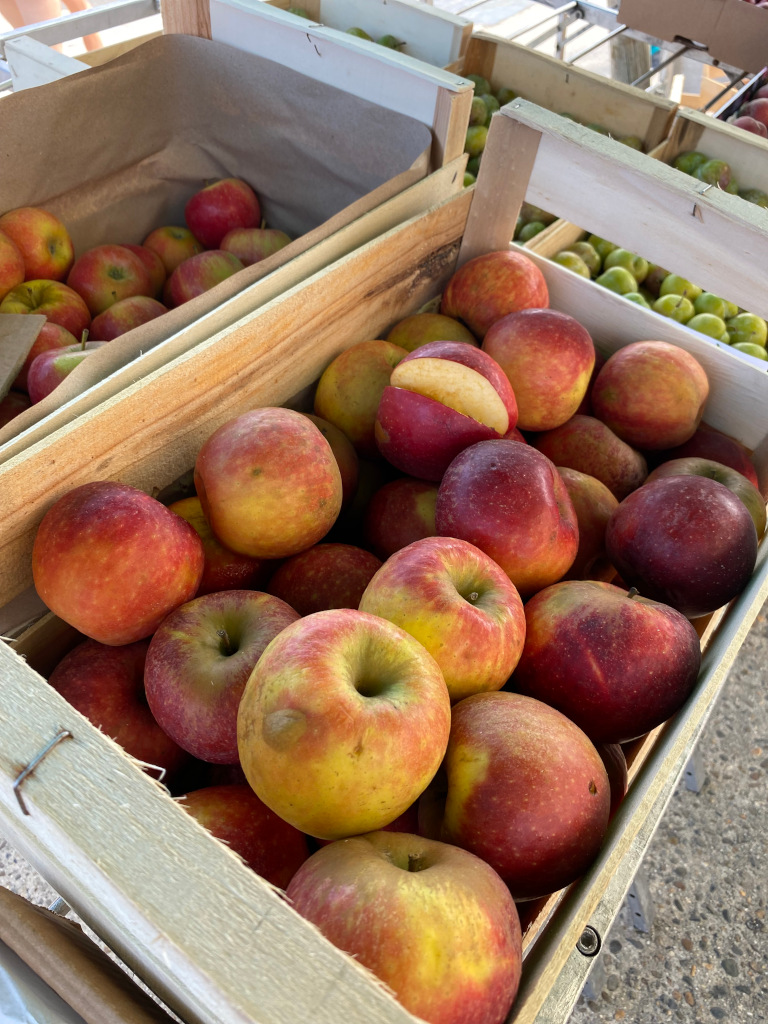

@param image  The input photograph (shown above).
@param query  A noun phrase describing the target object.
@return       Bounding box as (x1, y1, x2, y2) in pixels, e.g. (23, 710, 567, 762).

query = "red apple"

(645, 456, 766, 538)
(0, 228, 25, 301)
(13, 320, 77, 392)
(434, 691, 611, 900)
(89, 295, 168, 341)
(533, 414, 648, 501)
(653, 421, 760, 490)
(385, 311, 478, 351)
(220, 227, 291, 266)
(605, 475, 759, 618)
(740, 96, 768, 128)
(167, 495, 272, 595)
(32, 481, 205, 645)
(596, 742, 628, 819)
(27, 341, 107, 404)
(0, 390, 30, 427)
(0, 206, 74, 281)
(177, 784, 311, 888)
(591, 340, 710, 450)
(266, 543, 382, 616)
(313, 339, 409, 460)
(302, 413, 359, 508)
(510, 580, 702, 743)
(286, 832, 523, 1024)
(375, 340, 519, 480)
(142, 225, 204, 275)
(67, 244, 153, 317)
(194, 407, 343, 559)
(145, 589, 300, 764)
(185, 177, 261, 250)
(165, 249, 244, 306)
(0, 279, 91, 337)
(236, 608, 451, 840)
(435, 439, 579, 598)
(482, 308, 595, 431)
(557, 466, 619, 582)
(363, 476, 438, 559)
(440, 249, 549, 338)
(48, 638, 190, 784)
(359, 535, 526, 703)
(728, 115, 768, 137)
(119, 243, 167, 298)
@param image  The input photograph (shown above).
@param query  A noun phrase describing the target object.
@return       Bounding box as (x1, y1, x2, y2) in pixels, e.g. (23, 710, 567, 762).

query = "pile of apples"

(725, 82, 768, 138)
(27, 248, 765, 1024)
(0, 178, 290, 424)
(551, 234, 768, 360)
(670, 148, 768, 206)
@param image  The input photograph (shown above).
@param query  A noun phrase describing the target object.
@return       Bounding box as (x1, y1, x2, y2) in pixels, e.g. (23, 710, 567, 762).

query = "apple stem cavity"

(217, 627, 236, 656)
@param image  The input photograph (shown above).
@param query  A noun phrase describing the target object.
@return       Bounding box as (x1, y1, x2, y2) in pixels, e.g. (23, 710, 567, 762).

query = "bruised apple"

(510, 580, 702, 743)
(441, 250, 549, 338)
(435, 440, 578, 598)
(375, 341, 518, 481)
(359, 536, 526, 703)
(237, 609, 451, 840)
(286, 832, 522, 1024)
(194, 407, 343, 559)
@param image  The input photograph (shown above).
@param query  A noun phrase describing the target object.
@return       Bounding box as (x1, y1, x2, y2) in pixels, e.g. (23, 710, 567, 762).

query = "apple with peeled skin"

(142, 225, 203, 274)
(185, 177, 261, 250)
(27, 341, 107, 404)
(237, 608, 451, 840)
(0, 228, 24, 301)
(482, 308, 595, 431)
(145, 589, 300, 764)
(385, 311, 478, 351)
(0, 206, 74, 281)
(375, 340, 518, 481)
(0, 279, 91, 338)
(645, 457, 766, 538)
(286, 832, 523, 1024)
(266, 543, 382, 616)
(532, 414, 648, 500)
(440, 249, 549, 338)
(363, 476, 438, 559)
(435, 439, 579, 598)
(220, 227, 291, 266)
(119, 243, 167, 298)
(177, 784, 311, 888)
(48, 638, 190, 784)
(313, 339, 409, 459)
(32, 481, 205, 645)
(432, 691, 611, 900)
(165, 250, 244, 306)
(67, 245, 153, 317)
(591, 340, 710, 450)
(557, 467, 619, 582)
(194, 407, 343, 559)
(167, 495, 272, 596)
(359, 536, 526, 703)
(302, 413, 359, 508)
(510, 580, 702, 743)
(13, 321, 77, 392)
(0, 390, 30, 427)
(652, 421, 759, 490)
(89, 295, 168, 341)
(605, 475, 758, 618)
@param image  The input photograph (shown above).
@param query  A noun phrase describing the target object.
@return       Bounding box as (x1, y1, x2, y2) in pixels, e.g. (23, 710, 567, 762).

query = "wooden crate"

(458, 32, 678, 152)
(2, 100, 768, 1024)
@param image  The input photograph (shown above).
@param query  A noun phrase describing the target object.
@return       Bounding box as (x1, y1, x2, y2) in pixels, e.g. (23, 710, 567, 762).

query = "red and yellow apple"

(302, 413, 359, 507)
(89, 295, 168, 341)
(0, 206, 74, 281)
(13, 320, 77, 392)
(165, 249, 244, 306)
(0, 228, 25, 301)
(220, 227, 291, 266)
(119, 242, 167, 298)
(67, 244, 153, 316)
(185, 177, 261, 250)
(385, 311, 478, 351)
(27, 340, 107, 404)
(142, 225, 203, 274)
(654, 421, 760, 491)
(0, 279, 91, 338)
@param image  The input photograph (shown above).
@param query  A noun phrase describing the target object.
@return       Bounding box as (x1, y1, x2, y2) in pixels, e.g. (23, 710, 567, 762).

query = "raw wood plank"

(162, 0, 212, 37)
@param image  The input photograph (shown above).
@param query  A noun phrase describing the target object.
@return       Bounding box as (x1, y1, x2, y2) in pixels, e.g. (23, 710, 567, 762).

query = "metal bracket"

(13, 730, 72, 816)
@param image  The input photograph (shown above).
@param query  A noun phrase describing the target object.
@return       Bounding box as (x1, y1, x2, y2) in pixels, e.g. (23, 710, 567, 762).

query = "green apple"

(586, 121, 610, 135)
(466, 73, 491, 95)
(659, 274, 702, 301)
(695, 159, 733, 190)
(740, 187, 768, 207)
(587, 234, 618, 263)
(624, 291, 651, 309)
(693, 292, 727, 319)
(466, 155, 481, 177)
(733, 342, 768, 360)
(521, 203, 557, 226)
(469, 96, 489, 126)
(377, 34, 405, 49)
(652, 294, 695, 323)
(496, 86, 516, 105)
(603, 248, 648, 284)
(619, 135, 643, 150)
(672, 151, 709, 174)
(686, 312, 727, 339)
(463, 172, 476, 188)
(726, 312, 768, 347)
(643, 264, 670, 297)
(554, 251, 592, 278)
(518, 220, 546, 242)
(723, 299, 740, 320)
(465, 125, 488, 158)
(596, 266, 638, 295)
(347, 26, 373, 39)
(481, 94, 500, 119)
(567, 241, 601, 276)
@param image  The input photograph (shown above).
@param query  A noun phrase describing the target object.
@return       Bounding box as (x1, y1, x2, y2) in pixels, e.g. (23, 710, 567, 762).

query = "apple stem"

(217, 628, 235, 655)
(627, 587, 639, 599)
(80, 329, 89, 350)
(467, 591, 479, 603)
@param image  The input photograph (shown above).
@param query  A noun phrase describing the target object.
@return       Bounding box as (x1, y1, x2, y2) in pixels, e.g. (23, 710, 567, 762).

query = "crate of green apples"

(2, 99, 768, 1024)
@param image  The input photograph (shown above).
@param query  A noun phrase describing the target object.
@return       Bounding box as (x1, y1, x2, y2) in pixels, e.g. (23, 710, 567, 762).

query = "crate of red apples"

(1, 100, 768, 1024)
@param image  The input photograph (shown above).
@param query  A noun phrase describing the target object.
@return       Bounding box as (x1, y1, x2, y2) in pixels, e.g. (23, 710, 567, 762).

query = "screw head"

(577, 925, 601, 957)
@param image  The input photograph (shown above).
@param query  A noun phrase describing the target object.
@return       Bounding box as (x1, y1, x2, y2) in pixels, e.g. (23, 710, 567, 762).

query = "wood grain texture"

(162, 0, 212, 38)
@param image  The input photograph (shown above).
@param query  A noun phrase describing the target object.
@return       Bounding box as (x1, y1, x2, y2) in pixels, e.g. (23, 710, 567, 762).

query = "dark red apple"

(363, 476, 438, 559)
(652, 421, 760, 490)
(266, 543, 383, 615)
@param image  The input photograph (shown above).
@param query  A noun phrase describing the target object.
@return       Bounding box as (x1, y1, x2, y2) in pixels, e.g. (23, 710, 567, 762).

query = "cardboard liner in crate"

(2, 101, 768, 1024)
(0, 31, 435, 451)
